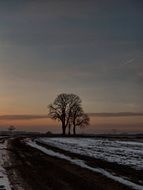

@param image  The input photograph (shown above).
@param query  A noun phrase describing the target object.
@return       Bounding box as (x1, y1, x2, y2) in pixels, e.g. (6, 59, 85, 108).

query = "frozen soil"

(0, 139, 12, 190)
(7, 138, 141, 190)
(37, 137, 143, 170)
(35, 140, 143, 186)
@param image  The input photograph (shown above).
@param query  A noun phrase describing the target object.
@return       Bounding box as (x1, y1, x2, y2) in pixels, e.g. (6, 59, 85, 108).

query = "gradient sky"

(0, 0, 143, 132)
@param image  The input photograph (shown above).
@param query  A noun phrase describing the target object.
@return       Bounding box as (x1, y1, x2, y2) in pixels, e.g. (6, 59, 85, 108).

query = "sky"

(0, 0, 143, 133)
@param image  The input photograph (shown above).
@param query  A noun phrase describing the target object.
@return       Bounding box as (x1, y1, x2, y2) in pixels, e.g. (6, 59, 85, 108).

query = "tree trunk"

(62, 126, 66, 135)
(73, 125, 76, 136)
(62, 122, 66, 135)
(68, 124, 71, 136)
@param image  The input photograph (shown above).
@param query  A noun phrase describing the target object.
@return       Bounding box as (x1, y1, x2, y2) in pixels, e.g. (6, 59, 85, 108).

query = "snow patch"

(0, 140, 12, 190)
(37, 137, 143, 170)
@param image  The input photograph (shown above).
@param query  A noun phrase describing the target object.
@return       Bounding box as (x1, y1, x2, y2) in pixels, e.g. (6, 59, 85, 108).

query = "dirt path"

(7, 138, 135, 190)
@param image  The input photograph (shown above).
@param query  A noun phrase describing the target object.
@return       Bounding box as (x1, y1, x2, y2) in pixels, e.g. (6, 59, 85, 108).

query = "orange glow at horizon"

(0, 116, 143, 133)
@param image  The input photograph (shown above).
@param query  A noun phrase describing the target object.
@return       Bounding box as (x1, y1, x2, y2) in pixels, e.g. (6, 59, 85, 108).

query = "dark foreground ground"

(5, 137, 140, 190)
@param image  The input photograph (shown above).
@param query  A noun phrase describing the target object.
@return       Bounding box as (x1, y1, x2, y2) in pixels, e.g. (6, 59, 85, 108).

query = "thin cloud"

(0, 114, 49, 120)
(122, 58, 135, 65)
(88, 112, 143, 117)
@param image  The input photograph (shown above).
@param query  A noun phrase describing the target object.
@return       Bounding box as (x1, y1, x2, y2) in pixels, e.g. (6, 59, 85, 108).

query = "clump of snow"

(37, 137, 143, 170)
(26, 140, 143, 190)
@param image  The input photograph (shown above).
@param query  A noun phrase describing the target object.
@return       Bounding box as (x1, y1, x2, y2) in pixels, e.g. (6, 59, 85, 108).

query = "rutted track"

(35, 140, 143, 187)
(7, 138, 139, 190)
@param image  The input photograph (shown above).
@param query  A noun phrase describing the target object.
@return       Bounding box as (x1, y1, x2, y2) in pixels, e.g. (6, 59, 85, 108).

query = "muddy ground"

(5, 138, 140, 190)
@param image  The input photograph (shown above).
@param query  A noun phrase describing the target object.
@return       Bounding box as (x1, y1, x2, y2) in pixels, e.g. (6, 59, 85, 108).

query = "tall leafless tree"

(48, 93, 81, 135)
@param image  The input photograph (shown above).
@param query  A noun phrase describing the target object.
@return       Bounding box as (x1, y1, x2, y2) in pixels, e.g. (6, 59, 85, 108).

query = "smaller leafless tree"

(8, 125, 16, 135)
(73, 113, 90, 135)
(71, 107, 90, 135)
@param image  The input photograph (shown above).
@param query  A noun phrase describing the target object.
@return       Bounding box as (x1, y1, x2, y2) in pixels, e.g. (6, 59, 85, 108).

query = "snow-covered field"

(0, 140, 11, 190)
(27, 139, 143, 190)
(37, 137, 143, 170)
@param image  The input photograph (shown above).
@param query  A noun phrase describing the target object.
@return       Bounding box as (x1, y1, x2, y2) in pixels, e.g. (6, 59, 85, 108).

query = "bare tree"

(8, 125, 16, 135)
(48, 93, 81, 135)
(70, 106, 90, 135)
